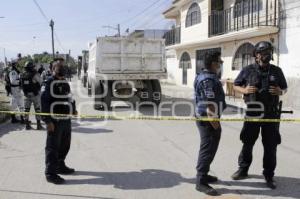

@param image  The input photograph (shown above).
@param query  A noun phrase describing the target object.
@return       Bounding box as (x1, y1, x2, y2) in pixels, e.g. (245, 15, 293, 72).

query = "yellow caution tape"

(0, 110, 299, 123)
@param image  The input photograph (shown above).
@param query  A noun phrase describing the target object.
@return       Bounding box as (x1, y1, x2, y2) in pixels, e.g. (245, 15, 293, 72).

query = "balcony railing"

(209, 0, 279, 37)
(164, 26, 181, 46)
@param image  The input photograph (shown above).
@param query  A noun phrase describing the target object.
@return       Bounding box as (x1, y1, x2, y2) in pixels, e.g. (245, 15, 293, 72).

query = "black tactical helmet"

(24, 61, 34, 68)
(11, 60, 17, 67)
(253, 41, 274, 57)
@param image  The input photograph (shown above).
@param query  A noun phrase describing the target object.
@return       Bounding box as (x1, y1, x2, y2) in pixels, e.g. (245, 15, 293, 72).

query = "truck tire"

(151, 79, 162, 105)
(94, 81, 104, 110)
(140, 80, 153, 103)
(103, 80, 112, 111)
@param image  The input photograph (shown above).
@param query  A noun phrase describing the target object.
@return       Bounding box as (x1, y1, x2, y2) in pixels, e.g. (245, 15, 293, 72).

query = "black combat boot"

(46, 174, 65, 184)
(25, 120, 33, 130)
(231, 169, 248, 180)
(37, 120, 44, 130)
(57, 163, 75, 175)
(265, 177, 276, 189)
(196, 183, 219, 196)
(20, 116, 25, 124)
(11, 115, 19, 123)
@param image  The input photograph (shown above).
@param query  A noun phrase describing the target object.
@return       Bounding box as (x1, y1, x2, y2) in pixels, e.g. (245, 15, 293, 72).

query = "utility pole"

(33, 36, 36, 54)
(49, 19, 55, 58)
(117, 24, 120, 37)
(3, 48, 7, 67)
(0, 17, 6, 66)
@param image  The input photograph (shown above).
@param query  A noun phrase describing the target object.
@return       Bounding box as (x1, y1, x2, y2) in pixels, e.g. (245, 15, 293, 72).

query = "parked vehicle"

(87, 37, 167, 110)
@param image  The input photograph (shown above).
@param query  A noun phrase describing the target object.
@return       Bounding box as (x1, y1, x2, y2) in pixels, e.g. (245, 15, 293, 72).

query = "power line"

(120, 0, 163, 25)
(32, 0, 49, 22)
(54, 32, 66, 52)
(131, 0, 170, 30)
(32, 0, 66, 53)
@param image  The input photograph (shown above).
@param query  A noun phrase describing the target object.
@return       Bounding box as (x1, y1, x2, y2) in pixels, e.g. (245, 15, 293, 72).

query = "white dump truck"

(87, 37, 167, 110)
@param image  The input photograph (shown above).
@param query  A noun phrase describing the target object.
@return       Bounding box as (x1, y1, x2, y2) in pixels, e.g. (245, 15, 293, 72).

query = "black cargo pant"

(196, 121, 221, 183)
(45, 119, 71, 175)
(238, 118, 281, 179)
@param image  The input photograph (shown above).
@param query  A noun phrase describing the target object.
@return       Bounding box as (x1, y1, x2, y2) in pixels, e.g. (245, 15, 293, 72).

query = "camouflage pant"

(24, 93, 41, 121)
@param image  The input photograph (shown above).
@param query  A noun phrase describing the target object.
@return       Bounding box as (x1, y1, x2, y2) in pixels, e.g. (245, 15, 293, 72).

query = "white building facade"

(163, 0, 300, 109)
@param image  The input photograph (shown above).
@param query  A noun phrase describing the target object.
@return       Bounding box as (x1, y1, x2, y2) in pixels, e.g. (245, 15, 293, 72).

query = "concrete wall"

(166, 49, 180, 85)
(279, 0, 300, 78)
(278, 0, 300, 109)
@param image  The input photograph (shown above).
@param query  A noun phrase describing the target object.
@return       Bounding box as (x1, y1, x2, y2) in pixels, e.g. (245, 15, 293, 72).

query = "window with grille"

(179, 52, 191, 69)
(232, 43, 255, 70)
(234, 0, 263, 18)
(186, 3, 201, 27)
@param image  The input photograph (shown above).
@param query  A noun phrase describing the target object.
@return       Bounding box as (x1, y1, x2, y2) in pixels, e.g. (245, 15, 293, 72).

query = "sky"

(0, 0, 173, 61)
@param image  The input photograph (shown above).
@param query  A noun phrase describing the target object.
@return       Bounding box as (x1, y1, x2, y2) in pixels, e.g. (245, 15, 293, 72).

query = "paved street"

(0, 79, 300, 199)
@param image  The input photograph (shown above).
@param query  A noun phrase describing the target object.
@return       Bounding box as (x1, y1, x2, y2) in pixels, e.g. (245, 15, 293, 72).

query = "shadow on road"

(72, 126, 113, 134)
(67, 169, 195, 190)
(217, 175, 300, 198)
(0, 123, 25, 138)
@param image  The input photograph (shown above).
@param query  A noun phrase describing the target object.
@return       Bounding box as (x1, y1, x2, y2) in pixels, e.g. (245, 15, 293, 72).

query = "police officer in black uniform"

(194, 51, 226, 196)
(41, 59, 76, 184)
(231, 41, 288, 189)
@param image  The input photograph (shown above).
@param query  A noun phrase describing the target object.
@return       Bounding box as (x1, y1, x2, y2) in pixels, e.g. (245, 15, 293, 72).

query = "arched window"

(232, 43, 255, 70)
(179, 52, 191, 69)
(186, 3, 201, 28)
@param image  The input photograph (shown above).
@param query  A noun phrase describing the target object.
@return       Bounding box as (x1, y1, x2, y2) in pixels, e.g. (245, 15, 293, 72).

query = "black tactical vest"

(21, 71, 40, 96)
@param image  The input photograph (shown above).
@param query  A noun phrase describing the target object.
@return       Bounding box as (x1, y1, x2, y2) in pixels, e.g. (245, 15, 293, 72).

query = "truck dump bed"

(89, 37, 167, 77)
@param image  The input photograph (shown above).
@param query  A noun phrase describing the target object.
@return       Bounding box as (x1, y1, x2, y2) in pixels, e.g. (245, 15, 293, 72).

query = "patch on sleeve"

(202, 80, 215, 99)
(204, 89, 215, 99)
(41, 85, 46, 92)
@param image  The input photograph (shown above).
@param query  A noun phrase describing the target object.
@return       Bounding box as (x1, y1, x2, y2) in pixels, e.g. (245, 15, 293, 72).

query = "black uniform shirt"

(41, 76, 75, 123)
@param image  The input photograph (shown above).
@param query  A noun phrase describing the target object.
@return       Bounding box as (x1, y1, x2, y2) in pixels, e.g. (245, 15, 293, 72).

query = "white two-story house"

(163, 0, 300, 109)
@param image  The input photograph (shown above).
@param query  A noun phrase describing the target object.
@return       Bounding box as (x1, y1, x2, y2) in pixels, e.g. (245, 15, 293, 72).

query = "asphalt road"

(0, 78, 299, 199)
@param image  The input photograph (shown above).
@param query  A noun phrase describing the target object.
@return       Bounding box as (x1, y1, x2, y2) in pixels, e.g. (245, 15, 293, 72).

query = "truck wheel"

(103, 81, 112, 111)
(140, 80, 153, 102)
(151, 79, 162, 105)
(87, 81, 92, 97)
(94, 81, 104, 110)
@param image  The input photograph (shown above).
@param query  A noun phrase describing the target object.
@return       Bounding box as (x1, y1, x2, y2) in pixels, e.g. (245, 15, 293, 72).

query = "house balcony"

(209, 0, 279, 37)
(164, 26, 181, 46)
